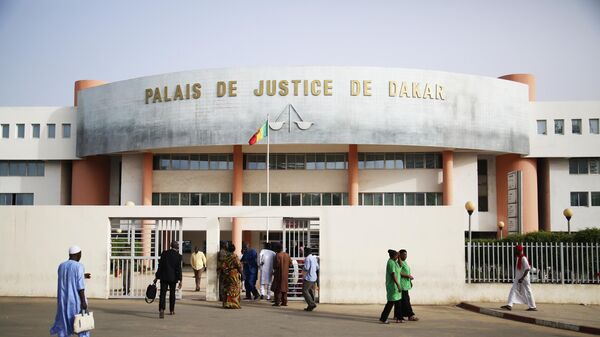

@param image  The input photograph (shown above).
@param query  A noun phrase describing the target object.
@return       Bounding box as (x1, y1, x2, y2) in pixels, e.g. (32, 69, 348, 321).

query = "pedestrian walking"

(398, 249, 418, 321)
(153, 241, 182, 318)
(379, 249, 403, 324)
(50, 245, 91, 337)
(501, 244, 537, 311)
(302, 247, 319, 311)
(241, 242, 260, 300)
(222, 242, 242, 309)
(191, 246, 207, 291)
(271, 242, 292, 307)
(259, 242, 276, 300)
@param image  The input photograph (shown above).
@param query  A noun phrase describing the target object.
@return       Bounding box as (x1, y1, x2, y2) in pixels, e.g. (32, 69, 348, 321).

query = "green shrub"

(469, 228, 600, 243)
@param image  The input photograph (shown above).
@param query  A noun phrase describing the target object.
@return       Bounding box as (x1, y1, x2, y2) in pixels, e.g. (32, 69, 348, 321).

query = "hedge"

(469, 228, 600, 243)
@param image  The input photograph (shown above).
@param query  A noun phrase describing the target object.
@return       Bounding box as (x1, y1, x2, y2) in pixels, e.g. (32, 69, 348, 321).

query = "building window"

(1, 161, 45, 176)
(591, 192, 600, 206)
(554, 119, 564, 135)
(572, 119, 582, 134)
(32, 124, 40, 138)
(536, 120, 547, 135)
(47, 124, 56, 138)
(569, 158, 600, 174)
(152, 192, 232, 205)
(153, 154, 233, 170)
(590, 119, 599, 134)
(570, 192, 588, 207)
(244, 153, 347, 170)
(1, 124, 8, 138)
(477, 159, 489, 212)
(62, 124, 71, 138)
(17, 124, 25, 138)
(0, 193, 34, 205)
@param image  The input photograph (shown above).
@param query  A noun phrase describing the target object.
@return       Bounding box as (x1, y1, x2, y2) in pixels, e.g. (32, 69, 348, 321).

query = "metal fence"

(465, 242, 600, 284)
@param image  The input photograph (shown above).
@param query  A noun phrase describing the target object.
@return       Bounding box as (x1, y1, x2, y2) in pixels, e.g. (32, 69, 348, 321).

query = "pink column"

(232, 145, 243, 255)
(496, 74, 539, 236)
(442, 151, 454, 205)
(348, 144, 359, 206)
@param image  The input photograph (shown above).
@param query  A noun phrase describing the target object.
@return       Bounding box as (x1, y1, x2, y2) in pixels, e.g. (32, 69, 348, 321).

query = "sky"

(0, 0, 599, 106)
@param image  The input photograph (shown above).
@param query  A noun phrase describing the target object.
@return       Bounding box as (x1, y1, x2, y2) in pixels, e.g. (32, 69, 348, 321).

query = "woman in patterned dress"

(222, 242, 243, 309)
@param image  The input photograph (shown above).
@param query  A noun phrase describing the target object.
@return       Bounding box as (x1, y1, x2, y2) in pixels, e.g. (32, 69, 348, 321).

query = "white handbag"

(73, 311, 95, 333)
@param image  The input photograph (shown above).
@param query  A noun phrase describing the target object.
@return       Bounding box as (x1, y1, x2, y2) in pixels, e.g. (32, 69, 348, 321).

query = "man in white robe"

(259, 242, 276, 300)
(50, 245, 91, 337)
(501, 245, 537, 311)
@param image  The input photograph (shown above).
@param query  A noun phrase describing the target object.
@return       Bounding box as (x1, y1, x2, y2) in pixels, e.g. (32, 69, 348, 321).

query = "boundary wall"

(0, 206, 598, 304)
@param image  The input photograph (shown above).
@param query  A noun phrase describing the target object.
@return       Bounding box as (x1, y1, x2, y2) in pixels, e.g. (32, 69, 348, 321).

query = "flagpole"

(266, 112, 270, 243)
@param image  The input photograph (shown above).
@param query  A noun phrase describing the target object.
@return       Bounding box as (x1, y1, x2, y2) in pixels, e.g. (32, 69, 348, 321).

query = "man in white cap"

(50, 245, 92, 337)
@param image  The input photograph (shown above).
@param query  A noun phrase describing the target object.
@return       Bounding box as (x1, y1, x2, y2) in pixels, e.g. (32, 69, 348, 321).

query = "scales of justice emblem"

(268, 104, 314, 132)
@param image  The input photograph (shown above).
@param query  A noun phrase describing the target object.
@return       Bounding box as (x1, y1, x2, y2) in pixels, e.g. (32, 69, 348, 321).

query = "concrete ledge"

(457, 302, 600, 335)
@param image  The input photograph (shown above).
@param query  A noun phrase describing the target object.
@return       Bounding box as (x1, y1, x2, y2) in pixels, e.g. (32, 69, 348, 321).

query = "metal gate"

(282, 217, 320, 300)
(109, 218, 182, 299)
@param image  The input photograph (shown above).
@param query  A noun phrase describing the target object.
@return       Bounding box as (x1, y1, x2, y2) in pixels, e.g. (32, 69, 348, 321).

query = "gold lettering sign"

(144, 79, 447, 103)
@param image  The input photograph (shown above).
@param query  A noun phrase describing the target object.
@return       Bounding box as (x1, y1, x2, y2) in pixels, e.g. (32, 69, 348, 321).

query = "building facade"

(1, 67, 599, 245)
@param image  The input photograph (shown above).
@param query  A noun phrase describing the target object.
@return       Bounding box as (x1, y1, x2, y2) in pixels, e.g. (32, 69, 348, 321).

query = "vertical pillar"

(232, 145, 243, 256)
(205, 217, 221, 301)
(496, 155, 539, 234)
(142, 153, 153, 259)
(72, 80, 110, 205)
(497, 74, 538, 235)
(442, 150, 454, 205)
(348, 144, 359, 206)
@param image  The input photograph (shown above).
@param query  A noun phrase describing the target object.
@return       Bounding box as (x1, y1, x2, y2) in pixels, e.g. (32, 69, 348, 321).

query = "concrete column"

(205, 217, 221, 301)
(72, 80, 110, 205)
(232, 145, 243, 255)
(442, 151, 454, 205)
(142, 153, 153, 259)
(348, 144, 359, 206)
(497, 74, 539, 235)
(496, 154, 539, 235)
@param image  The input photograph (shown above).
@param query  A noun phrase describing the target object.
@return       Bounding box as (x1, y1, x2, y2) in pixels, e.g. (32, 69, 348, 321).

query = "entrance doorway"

(108, 217, 182, 299)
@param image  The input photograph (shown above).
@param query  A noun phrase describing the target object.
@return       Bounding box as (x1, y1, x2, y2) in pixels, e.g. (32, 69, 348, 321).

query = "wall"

(1, 205, 598, 304)
(0, 107, 78, 160)
(0, 206, 109, 298)
(453, 153, 479, 229)
(0, 161, 63, 205)
(549, 159, 600, 231)
(529, 101, 600, 158)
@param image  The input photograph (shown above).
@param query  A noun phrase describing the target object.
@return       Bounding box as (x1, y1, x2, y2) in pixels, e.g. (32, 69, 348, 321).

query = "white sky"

(0, 0, 599, 105)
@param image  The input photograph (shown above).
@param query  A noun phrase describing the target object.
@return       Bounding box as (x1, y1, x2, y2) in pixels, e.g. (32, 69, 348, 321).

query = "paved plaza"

(1, 296, 596, 337)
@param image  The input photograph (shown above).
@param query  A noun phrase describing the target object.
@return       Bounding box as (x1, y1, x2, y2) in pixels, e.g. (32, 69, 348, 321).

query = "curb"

(457, 302, 600, 335)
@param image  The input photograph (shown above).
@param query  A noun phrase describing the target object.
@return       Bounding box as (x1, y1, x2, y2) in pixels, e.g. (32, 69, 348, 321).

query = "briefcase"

(73, 310, 95, 333)
(145, 283, 157, 303)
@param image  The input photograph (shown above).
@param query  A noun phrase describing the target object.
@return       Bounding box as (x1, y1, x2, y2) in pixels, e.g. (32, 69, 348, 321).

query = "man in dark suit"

(153, 241, 183, 318)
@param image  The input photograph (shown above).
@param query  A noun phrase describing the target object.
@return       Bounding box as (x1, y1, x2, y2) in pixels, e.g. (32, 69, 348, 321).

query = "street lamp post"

(563, 208, 573, 234)
(497, 221, 505, 240)
(465, 201, 475, 284)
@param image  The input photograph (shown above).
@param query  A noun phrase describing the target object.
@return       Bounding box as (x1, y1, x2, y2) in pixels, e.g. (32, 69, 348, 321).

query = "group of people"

(49, 242, 539, 335)
(217, 240, 319, 311)
(379, 249, 419, 324)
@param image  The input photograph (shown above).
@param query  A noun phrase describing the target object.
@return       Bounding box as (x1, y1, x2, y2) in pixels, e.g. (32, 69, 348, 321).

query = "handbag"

(145, 283, 157, 303)
(73, 310, 95, 333)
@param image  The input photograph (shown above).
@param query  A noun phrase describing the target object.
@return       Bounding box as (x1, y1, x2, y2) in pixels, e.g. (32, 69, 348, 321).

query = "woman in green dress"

(222, 242, 243, 309)
(379, 249, 403, 323)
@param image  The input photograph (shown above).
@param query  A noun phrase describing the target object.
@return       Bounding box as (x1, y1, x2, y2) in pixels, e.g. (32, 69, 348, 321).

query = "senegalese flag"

(248, 121, 268, 145)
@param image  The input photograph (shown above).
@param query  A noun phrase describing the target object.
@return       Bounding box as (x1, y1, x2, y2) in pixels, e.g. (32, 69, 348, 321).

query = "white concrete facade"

(548, 158, 600, 231)
(0, 161, 64, 205)
(1, 205, 598, 304)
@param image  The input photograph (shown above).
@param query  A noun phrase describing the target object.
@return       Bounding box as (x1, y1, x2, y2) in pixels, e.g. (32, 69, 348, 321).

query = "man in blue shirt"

(241, 242, 260, 300)
(302, 247, 319, 311)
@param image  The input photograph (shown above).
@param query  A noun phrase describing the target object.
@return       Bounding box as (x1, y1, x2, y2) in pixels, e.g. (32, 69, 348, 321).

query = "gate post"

(205, 217, 221, 301)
